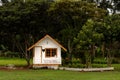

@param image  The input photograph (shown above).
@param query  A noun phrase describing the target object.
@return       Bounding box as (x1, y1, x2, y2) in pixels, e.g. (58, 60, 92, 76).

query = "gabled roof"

(27, 34, 67, 51)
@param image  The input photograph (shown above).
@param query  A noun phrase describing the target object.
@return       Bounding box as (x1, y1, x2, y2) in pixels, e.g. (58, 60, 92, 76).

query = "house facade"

(28, 34, 67, 69)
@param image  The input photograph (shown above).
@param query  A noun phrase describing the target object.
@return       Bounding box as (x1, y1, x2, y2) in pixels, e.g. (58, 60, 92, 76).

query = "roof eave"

(27, 34, 67, 51)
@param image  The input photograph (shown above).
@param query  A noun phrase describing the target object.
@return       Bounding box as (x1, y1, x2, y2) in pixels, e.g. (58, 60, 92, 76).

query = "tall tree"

(0, 0, 51, 66)
(74, 19, 103, 68)
(102, 14, 120, 66)
(48, 0, 106, 63)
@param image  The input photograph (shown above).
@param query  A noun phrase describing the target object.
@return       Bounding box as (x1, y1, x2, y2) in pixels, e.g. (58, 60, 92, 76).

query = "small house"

(28, 34, 67, 69)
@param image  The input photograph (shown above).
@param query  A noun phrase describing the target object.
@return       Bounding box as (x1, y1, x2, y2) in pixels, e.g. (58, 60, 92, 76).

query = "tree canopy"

(0, 0, 120, 67)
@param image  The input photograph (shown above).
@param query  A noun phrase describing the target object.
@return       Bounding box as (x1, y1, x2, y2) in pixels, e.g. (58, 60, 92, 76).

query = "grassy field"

(0, 57, 120, 70)
(0, 70, 120, 80)
(0, 57, 28, 66)
(0, 57, 120, 80)
(0, 57, 33, 67)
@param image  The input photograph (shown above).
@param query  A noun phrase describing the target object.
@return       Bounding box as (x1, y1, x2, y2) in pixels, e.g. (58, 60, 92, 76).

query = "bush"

(93, 57, 107, 64)
(112, 58, 120, 64)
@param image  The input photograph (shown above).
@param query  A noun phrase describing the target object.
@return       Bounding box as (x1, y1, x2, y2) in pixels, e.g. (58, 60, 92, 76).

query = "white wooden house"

(28, 34, 67, 69)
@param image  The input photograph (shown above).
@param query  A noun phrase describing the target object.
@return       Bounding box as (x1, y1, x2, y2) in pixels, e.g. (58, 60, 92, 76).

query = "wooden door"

(33, 46, 42, 64)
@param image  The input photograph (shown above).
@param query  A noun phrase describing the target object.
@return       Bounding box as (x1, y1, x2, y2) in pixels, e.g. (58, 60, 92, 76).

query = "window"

(45, 48, 57, 57)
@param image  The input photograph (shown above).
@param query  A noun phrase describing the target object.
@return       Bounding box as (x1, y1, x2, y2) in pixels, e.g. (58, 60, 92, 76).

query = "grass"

(0, 57, 120, 80)
(112, 64, 120, 70)
(0, 57, 30, 66)
(0, 57, 120, 70)
(0, 70, 120, 80)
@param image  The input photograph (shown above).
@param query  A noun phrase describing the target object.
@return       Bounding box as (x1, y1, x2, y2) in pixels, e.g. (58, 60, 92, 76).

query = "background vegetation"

(0, 0, 120, 68)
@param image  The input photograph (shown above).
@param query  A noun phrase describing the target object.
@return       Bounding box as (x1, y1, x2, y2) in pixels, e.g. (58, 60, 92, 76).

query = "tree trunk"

(85, 51, 92, 68)
(107, 49, 112, 67)
(91, 44, 95, 63)
(68, 38, 72, 64)
(25, 43, 31, 67)
(101, 42, 105, 57)
(26, 58, 30, 67)
(107, 42, 113, 67)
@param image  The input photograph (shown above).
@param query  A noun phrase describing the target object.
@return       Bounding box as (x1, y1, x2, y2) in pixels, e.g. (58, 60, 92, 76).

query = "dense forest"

(0, 0, 120, 67)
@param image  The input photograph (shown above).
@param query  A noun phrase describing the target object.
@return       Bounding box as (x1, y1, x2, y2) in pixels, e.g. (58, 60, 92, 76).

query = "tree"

(0, 0, 51, 66)
(101, 14, 120, 66)
(74, 19, 103, 68)
(0, 0, 107, 67)
(48, 0, 106, 63)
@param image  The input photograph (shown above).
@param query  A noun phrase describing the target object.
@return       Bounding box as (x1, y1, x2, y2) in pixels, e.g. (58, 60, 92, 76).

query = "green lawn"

(0, 57, 120, 80)
(0, 70, 120, 80)
(0, 57, 120, 70)
(0, 57, 27, 66)
(0, 57, 33, 66)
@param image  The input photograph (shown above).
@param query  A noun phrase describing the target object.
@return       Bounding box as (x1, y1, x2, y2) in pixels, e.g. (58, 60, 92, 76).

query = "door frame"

(33, 46, 42, 63)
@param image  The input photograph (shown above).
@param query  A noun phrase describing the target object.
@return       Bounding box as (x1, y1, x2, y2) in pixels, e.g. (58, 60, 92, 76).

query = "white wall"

(34, 37, 62, 65)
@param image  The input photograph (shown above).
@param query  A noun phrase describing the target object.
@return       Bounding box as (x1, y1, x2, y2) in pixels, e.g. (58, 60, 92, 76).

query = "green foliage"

(100, 14, 120, 66)
(48, 0, 106, 63)
(74, 19, 103, 50)
(74, 19, 104, 67)
(0, 0, 120, 67)
(0, 1, 52, 66)
(73, 14, 120, 67)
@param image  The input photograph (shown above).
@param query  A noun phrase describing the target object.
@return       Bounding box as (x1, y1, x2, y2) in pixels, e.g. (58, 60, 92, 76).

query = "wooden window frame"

(45, 48, 57, 57)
